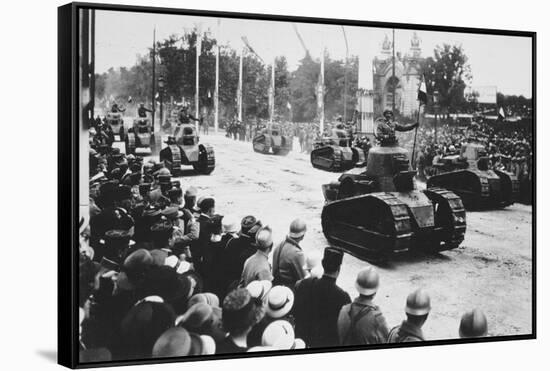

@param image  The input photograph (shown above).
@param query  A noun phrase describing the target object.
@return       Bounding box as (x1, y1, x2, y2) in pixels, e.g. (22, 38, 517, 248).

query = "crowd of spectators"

(79, 131, 492, 363)
(400, 120, 533, 202)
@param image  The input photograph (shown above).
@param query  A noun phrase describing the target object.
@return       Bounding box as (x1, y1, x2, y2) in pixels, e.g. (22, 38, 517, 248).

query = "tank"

(159, 124, 215, 175)
(252, 124, 292, 155)
(125, 117, 155, 155)
(310, 138, 367, 172)
(321, 143, 466, 260)
(427, 141, 519, 210)
(105, 112, 125, 141)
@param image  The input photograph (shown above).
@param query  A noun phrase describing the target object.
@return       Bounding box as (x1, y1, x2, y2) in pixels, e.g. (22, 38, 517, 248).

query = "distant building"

(373, 32, 425, 118)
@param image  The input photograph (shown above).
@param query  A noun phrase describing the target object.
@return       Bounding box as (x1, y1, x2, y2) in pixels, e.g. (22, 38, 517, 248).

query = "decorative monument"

(372, 32, 425, 118)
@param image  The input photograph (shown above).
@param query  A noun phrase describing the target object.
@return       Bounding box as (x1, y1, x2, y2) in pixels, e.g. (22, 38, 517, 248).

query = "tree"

(289, 53, 319, 122)
(423, 44, 472, 116)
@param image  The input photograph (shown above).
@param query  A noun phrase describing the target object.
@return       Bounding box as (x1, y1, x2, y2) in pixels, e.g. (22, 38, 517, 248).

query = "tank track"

(125, 132, 136, 155)
(252, 135, 270, 154)
(167, 144, 182, 174)
(321, 192, 412, 259)
(201, 144, 216, 174)
(311, 146, 343, 172)
(494, 169, 520, 206)
(424, 187, 466, 250)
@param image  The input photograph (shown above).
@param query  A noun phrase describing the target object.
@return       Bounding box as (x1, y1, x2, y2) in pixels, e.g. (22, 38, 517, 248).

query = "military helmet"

(355, 266, 380, 296)
(289, 218, 307, 239)
(405, 288, 431, 316)
(383, 109, 393, 117)
(459, 309, 488, 338)
(157, 168, 172, 178)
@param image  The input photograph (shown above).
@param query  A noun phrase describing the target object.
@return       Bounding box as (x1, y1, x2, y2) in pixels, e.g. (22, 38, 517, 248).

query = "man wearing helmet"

(110, 102, 126, 113)
(376, 110, 418, 145)
(178, 105, 200, 125)
(137, 103, 153, 118)
(387, 288, 431, 343)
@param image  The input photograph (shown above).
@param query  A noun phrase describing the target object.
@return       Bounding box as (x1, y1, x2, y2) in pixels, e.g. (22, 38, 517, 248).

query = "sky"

(95, 10, 532, 97)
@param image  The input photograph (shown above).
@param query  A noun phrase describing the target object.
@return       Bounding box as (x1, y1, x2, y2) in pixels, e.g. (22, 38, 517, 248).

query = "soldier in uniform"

(293, 247, 351, 348)
(272, 219, 308, 288)
(376, 110, 418, 145)
(178, 105, 200, 125)
(110, 103, 126, 113)
(137, 103, 152, 118)
(387, 288, 431, 343)
(337, 266, 389, 345)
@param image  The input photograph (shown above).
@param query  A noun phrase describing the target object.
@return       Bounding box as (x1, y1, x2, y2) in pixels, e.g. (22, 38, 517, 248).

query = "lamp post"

(158, 76, 165, 129)
(433, 90, 440, 144)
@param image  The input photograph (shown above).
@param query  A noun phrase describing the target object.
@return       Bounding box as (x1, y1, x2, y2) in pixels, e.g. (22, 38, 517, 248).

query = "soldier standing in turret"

(178, 105, 200, 125)
(376, 110, 418, 146)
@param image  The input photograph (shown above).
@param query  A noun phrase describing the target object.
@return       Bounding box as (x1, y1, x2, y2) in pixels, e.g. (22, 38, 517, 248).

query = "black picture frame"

(58, 2, 536, 368)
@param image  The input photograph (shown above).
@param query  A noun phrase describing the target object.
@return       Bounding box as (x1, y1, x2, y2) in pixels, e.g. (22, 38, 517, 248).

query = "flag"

(417, 76, 427, 105)
(498, 107, 506, 119)
(155, 92, 159, 99)
(127, 96, 133, 103)
(287, 102, 292, 110)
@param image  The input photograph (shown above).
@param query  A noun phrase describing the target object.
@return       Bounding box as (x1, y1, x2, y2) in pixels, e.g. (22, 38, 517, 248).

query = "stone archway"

(384, 76, 403, 113)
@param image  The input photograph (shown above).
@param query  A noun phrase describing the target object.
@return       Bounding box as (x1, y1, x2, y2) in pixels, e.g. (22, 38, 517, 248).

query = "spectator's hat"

(161, 206, 183, 220)
(103, 229, 134, 247)
(321, 247, 344, 272)
(222, 215, 240, 234)
(117, 249, 154, 290)
(188, 293, 221, 309)
(355, 266, 380, 296)
(152, 327, 216, 357)
(143, 205, 161, 218)
(246, 280, 273, 302)
(175, 302, 221, 333)
(266, 286, 294, 319)
(184, 186, 198, 198)
(261, 320, 295, 350)
(241, 215, 262, 238)
(120, 301, 175, 356)
(288, 218, 307, 239)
